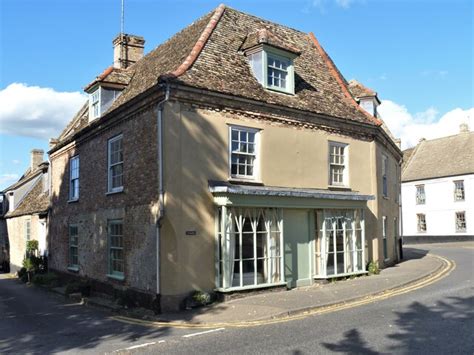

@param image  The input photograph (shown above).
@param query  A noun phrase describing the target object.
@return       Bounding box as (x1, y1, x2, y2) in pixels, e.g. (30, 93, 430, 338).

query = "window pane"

(242, 260, 255, 286)
(231, 129, 238, 141)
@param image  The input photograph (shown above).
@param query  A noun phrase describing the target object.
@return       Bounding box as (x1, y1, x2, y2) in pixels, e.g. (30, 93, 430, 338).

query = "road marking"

(113, 341, 159, 352)
(112, 253, 455, 329)
(182, 328, 225, 338)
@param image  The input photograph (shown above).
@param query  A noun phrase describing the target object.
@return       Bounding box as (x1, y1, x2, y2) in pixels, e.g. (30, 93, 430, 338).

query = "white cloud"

(420, 70, 449, 79)
(309, 0, 362, 12)
(12, 159, 20, 165)
(378, 100, 474, 149)
(335, 0, 354, 8)
(0, 173, 19, 188)
(0, 83, 86, 140)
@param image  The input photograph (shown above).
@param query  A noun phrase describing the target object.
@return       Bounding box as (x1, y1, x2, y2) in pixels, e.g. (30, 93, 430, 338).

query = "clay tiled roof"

(348, 79, 377, 99)
(84, 66, 134, 92)
(170, 6, 378, 125)
(58, 101, 89, 141)
(6, 179, 49, 218)
(402, 131, 474, 182)
(60, 4, 382, 145)
(108, 10, 216, 111)
(241, 28, 301, 54)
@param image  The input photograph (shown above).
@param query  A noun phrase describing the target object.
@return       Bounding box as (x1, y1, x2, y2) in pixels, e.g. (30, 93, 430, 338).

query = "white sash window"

(314, 209, 365, 278)
(217, 207, 284, 290)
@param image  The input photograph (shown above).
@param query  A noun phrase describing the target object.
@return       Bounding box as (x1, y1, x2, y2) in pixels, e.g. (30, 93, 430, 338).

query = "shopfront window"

(217, 207, 283, 290)
(314, 209, 365, 278)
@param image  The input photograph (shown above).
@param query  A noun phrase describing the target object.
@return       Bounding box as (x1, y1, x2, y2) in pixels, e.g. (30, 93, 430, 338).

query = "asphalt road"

(0, 243, 473, 354)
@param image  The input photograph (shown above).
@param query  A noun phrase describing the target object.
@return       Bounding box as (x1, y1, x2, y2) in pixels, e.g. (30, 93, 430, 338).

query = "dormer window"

(243, 29, 299, 95)
(90, 89, 100, 119)
(347, 80, 381, 118)
(87, 86, 122, 121)
(247, 46, 296, 94)
(267, 54, 290, 90)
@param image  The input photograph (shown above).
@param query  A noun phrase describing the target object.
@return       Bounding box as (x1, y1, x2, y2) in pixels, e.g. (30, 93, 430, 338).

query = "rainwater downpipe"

(156, 83, 170, 299)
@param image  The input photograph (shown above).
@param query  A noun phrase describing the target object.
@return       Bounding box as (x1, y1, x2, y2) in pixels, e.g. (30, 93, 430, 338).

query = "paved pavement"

(144, 248, 444, 325)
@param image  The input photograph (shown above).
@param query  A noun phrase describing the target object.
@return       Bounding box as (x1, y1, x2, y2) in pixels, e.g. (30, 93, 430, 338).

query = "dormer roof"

(348, 79, 380, 104)
(84, 66, 133, 92)
(241, 28, 301, 55)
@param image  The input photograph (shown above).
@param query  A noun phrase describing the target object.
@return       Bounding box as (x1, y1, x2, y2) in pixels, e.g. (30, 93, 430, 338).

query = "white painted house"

(401, 125, 473, 242)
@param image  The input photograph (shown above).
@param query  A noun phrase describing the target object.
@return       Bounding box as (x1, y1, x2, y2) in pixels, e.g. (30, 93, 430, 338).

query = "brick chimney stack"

(30, 149, 44, 171)
(113, 34, 145, 69)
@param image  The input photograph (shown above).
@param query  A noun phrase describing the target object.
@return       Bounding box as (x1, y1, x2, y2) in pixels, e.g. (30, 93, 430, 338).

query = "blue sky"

(0, 0, 472, 189)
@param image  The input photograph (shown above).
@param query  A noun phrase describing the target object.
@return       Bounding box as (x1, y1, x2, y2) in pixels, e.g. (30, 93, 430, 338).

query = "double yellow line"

(112, 253, 455, 329)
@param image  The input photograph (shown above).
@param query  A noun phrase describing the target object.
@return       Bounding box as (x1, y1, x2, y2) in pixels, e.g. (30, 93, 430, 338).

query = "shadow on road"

(321, 294, 474, 353)
(0, 278, 171, 354)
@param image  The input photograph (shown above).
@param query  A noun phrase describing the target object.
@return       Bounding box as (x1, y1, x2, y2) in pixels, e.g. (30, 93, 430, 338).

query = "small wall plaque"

(185, 230, 197, 236)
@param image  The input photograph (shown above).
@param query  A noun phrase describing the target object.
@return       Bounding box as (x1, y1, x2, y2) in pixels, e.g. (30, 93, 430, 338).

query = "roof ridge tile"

(164, 4, 226, 79)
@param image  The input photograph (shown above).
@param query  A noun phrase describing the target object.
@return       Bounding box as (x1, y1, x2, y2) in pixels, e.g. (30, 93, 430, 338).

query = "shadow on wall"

(161, 102, 227, 298)
(49, 143, 77, 274)
(321, 295, 474, 353)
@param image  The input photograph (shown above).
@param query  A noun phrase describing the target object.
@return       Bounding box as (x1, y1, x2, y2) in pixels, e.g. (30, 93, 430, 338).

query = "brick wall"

(49, 106, 159, 294)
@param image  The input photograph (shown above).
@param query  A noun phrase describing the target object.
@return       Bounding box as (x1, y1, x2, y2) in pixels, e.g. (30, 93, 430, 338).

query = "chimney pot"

(113, 34, 145, 69)
(30, 149, 44, 171)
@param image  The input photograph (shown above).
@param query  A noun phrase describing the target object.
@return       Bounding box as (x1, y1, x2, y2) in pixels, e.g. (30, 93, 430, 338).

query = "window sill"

(106, 188, 124, 196)
(382, 196, 389, 200)
(328, 185, 351, 191)
(67, 198, 79, 204)
(228, 178, 263, 186)
(106, 273, 125, 281)
(215, 281, 287, 293)
(314, 270, 368, 279)
(67, 266, 79, 272)
(264, 86, 294, 95)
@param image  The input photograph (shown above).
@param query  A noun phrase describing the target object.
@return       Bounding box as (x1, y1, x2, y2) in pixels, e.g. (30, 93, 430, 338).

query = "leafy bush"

(367, 261, 380, 275)
(26, 240, 39, 255)
(191, 291, 212, 306)
(32, 272, 59, 287)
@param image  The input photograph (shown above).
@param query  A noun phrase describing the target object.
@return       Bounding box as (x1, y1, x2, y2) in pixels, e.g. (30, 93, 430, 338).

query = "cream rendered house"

(48, 5, 402, 311)
(0, 150, 49, 273)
